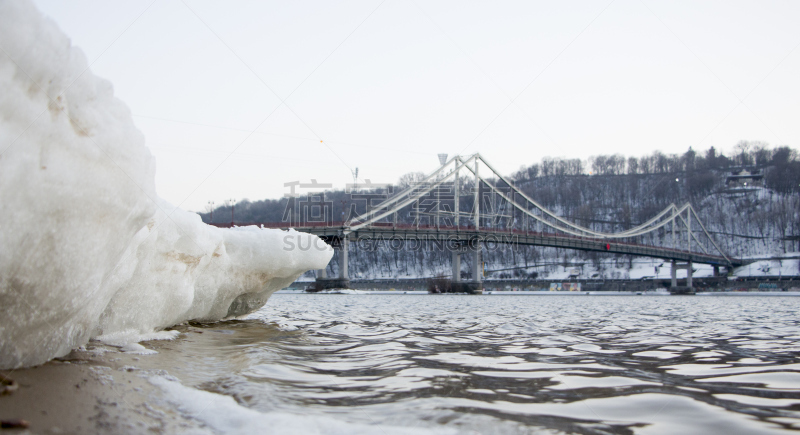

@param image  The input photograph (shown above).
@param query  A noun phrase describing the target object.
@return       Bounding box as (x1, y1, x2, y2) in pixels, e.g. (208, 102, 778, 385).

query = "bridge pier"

(671, 260, 676, 288)
(454, 240, 482, 294)
(452, 251, 461, 283)
(447, 240, 483, 294)
(339, 236, 349, 280)
(472, 240, 482, 283)
(312, 235, 350, 290)
(670, 259, 695, 295)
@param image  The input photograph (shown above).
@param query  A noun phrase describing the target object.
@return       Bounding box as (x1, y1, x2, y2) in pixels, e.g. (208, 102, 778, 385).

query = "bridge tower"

(452, 156, 461, 284)
(450, 155, 484, 294)
(669, 211, 697, 295)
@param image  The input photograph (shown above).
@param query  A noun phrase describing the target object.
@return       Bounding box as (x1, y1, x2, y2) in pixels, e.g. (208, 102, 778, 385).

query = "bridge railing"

(208, 221, 730, 263)
(209, 221, 349, 229)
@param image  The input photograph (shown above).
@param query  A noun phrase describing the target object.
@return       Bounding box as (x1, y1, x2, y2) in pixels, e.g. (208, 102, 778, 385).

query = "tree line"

(513, 142, 798, 188)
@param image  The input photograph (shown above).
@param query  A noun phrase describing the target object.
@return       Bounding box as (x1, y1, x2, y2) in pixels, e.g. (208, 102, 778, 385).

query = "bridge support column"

(339, 236, 349, 280)
(448, 240, 483, 294)
(452, 251, 461, 283)
(687, 260, 693, 288)
(713, 265, 720, 277)
(671, 260, 677, 288)
(472, 240, 482, 283)
(311, 235, 350, 291)
(669, 259, 695, 295)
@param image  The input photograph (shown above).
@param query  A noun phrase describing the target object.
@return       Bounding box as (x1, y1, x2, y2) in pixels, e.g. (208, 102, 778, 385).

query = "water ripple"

(164, 295, 800, 433)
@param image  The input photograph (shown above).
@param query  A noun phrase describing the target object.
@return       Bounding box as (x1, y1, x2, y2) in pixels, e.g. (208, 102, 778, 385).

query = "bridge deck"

(212, 222, 740, 266)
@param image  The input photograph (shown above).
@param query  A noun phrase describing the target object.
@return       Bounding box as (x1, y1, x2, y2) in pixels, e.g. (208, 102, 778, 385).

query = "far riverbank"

(285, 276, 800, 293)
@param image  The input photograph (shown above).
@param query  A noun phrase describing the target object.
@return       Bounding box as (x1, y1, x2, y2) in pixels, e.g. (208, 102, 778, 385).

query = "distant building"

(725, 167, 763, 192)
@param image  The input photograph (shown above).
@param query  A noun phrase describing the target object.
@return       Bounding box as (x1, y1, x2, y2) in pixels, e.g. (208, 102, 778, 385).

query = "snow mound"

(0, 0, 332, 369)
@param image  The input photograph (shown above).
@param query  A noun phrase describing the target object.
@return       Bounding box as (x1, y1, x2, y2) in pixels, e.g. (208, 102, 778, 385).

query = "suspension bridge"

(216, 154, 743, 294)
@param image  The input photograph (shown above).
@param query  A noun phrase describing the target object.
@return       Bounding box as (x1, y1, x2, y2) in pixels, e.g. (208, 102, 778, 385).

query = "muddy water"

(146, 295, 800, 434)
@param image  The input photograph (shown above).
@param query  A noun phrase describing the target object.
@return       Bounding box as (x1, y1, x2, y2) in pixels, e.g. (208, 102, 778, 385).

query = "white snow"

(0, 0, 332, 369)
(731, 257, 800, 278)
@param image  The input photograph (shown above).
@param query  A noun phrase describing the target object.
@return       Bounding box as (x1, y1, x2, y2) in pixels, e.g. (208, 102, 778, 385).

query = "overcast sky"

(31, 0, 800, 212)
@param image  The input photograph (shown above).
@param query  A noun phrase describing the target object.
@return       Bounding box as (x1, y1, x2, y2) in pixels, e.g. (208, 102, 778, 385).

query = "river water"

(142, 295, 800, 434)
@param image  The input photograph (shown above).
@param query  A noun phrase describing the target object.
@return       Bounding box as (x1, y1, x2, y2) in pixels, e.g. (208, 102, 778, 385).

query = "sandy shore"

(0, 333, 208, 434)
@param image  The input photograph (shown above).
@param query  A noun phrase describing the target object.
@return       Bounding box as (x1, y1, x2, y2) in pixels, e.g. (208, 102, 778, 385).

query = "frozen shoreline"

(0, 324, 446, 435)
(0, 345, 204, 433)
